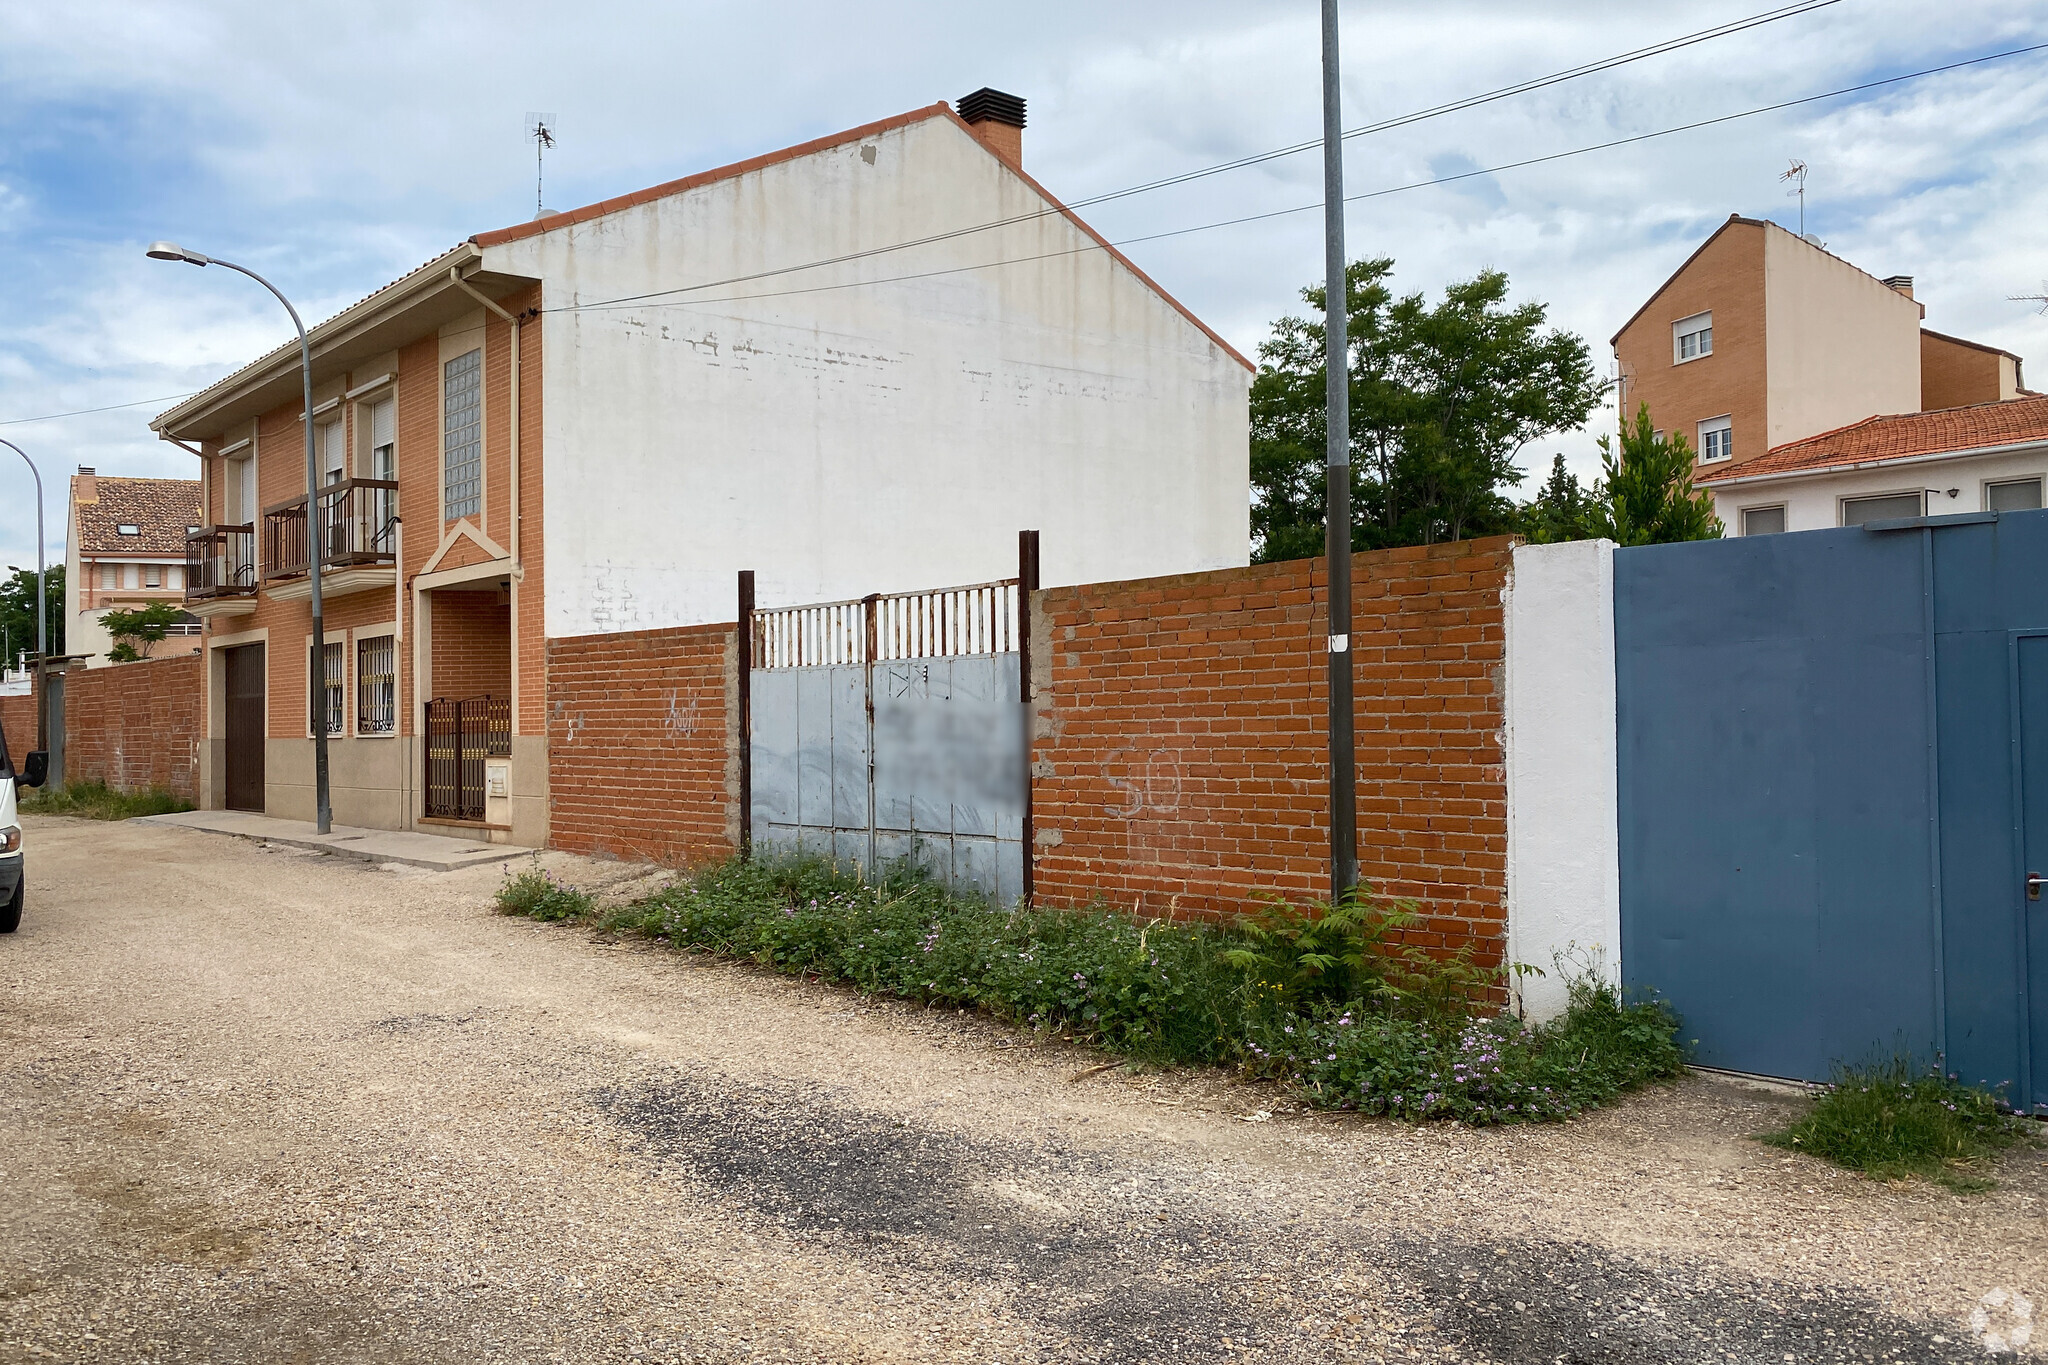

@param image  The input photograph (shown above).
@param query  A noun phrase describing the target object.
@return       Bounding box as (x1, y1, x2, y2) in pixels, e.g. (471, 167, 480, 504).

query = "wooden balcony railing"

(185, 524, 257, 601)
(262, 479, 399, 583)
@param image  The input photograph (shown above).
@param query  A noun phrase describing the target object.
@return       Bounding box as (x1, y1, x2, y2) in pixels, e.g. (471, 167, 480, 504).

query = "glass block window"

(357, 634, 396, 735)
(442, 348, 483, 521)
(314, 641, 345, 736)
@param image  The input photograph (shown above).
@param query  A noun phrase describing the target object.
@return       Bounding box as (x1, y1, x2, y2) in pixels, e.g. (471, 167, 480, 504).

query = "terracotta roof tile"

(1699, 395, 2048, 483)
(73, 476, 202, 556)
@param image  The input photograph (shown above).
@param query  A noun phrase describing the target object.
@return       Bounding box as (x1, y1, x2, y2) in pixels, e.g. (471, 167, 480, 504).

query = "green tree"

(1251, 259, 1603, 560)
(0, 566, 64, 668)
(1595, 404, 1723, 546)
(101, 601, 184, 663)
(1519, 454, 1603, 544)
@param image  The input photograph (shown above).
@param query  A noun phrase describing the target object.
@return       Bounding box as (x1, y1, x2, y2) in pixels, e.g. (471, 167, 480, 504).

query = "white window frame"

(1840, 490, 1926, 527)
(143, 565, 161, 589)
(1698, 415, 1734, 464)
(316, 416, 347, 487)
(1673, 311, 1713, 364)
(355, 389, 397, 482)
(1740, 504, 1787, 537)
(1984, 476, 2044, 513)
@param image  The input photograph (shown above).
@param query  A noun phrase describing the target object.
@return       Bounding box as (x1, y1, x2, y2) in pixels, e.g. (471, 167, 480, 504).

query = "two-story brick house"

(64, 468, 205, 667)
(150, 90, 1252, 847)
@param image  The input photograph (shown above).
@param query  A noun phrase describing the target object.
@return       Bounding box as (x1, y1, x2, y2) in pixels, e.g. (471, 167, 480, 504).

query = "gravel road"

(1, 815, 2042, 1363)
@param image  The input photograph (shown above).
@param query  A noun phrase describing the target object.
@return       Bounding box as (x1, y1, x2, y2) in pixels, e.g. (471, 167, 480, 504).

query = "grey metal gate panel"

(749, 580, 1025, 902)
(1617, 508, 2048, 1105)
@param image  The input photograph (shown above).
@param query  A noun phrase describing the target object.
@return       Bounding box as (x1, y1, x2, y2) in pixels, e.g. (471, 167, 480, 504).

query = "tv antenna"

(2011, 282, 2048, 316)
(1780, 159, 1809, 237)
(526, 112, 558, 218)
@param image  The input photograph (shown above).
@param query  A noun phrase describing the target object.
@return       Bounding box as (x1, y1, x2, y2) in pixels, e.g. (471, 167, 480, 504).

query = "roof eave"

(1699, 435, 2048, 488)
(150, 242, 534, 443)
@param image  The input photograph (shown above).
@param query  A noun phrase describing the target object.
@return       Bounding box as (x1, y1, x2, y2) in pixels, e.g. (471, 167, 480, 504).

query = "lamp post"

(1319, 0, 1357, 902)
(0, 441, 48, 753)
(147, 242, 331, 834)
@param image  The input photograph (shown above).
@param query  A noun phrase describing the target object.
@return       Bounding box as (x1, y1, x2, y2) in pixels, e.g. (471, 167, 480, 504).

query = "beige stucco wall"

(1709, 442, 2048, 534)
(1763, 226, 1921, 448)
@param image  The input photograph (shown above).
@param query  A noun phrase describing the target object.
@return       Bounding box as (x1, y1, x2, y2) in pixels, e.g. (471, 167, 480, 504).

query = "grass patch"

(20, 778, 194, 820)
(501, 854, 1686, 1125)
(495, 859, 597, 922)
(1762, 1059, 2034, 1190)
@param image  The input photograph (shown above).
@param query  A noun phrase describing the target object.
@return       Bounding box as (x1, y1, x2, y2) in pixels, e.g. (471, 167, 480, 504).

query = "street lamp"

(0, 441, 48, 752)
(147, 241, 331, 834)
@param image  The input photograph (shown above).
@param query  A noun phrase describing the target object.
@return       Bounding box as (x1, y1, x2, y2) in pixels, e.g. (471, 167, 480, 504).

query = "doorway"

(223, 643, 265, 812)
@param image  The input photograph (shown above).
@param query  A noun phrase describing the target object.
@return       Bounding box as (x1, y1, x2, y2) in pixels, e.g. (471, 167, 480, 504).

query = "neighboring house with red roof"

(148, 89, 1251, 840)
(1698, 394, 2048, 535)
(63, 467, 204, 667)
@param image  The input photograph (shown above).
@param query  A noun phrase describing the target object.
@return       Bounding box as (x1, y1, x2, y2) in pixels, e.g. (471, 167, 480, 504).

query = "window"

(116, 524, 140, 536)
(318, 418, 346, 486)
(1699, 415, 1733, 463)
(1987, 477, 2044, 512)
(144, 566, 161, 589)
(357, 634, 396, 735)
(443, 348, 483, 520)
(363, 395, 396, 481)
(313, 641, 345, 737)
(1673, 312, 1713, 363)
(231, 454, 257, 526)
(168, 566, 183, 591)
(121, 565, 139, 590)
(1741, 505, 1786, 536)
(1842, 491, 1924, 526)
(97, 564, 115, 590)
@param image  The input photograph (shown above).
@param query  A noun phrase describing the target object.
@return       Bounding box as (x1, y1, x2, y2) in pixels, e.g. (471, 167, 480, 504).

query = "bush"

(1763, 1058, 2033, 1190)
(527, 853, 1688, 1122)
(20, 778, 193, 820)
(495, 860, 595, 922)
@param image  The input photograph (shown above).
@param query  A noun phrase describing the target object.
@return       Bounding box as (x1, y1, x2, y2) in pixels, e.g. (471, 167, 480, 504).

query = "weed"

(494, 858, 595, 922)
(20, 778, 193, 820)
(1762, 1058, 2033, 1190)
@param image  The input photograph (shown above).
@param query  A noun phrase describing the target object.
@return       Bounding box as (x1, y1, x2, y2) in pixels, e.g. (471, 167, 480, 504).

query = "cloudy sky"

(2, 0, 2045, 571)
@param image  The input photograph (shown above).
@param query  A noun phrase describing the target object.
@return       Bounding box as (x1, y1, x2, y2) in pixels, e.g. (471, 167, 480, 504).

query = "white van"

(0, 712, 49, 934)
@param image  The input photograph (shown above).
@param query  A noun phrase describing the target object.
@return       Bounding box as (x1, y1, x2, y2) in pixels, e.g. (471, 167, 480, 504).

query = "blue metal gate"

(1616, 508, 2048, 1111)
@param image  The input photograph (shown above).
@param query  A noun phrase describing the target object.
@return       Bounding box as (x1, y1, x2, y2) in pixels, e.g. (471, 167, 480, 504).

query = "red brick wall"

(0, 689, 35, 760)
(60, 654, 204, 800)
(545, 622, 737, 865)
(430, 589, 511, 701)
(1030, 538, 1512, 964)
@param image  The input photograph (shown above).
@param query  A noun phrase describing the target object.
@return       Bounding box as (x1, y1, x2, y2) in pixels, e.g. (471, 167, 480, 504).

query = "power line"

(549, 0, 1842, 315)
(565, 40, 2048, 318)
(0, 393, 198, 427)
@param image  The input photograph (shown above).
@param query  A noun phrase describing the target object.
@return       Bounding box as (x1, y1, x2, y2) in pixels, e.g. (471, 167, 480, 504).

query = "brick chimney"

(957, 87, 1026, 165)
(75, 465, 97, 503)
(1882, 275, 1914, 299)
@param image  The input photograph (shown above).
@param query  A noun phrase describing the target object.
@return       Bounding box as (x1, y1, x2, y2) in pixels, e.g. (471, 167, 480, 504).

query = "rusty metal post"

(1017, 529, 1040, 906)
(737, 570, 754, 860)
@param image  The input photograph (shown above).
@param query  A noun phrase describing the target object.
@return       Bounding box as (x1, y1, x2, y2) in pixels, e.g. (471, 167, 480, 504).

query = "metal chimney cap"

(957, 88, 1026, 129)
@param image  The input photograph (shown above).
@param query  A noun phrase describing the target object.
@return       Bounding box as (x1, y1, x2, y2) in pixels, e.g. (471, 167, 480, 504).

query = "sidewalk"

(135, 809, 533, 871)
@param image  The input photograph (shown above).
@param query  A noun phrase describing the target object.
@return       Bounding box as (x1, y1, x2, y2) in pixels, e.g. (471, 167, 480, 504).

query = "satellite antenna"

(2010, 282, 2048, 316)
(526, 112, 558, 218)
(1780, 159, 1809, 238)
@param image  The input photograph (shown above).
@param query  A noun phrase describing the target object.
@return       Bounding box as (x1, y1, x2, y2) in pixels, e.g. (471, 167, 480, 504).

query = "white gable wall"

(482, 114, 1251, 637)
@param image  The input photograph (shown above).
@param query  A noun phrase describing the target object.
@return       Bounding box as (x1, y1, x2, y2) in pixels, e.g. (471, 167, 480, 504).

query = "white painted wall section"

(1504, 539, 1622, 1022)
(483, 112, 1251, 638)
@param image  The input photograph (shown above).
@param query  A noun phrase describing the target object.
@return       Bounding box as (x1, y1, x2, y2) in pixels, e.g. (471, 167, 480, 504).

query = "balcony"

(185, 524, 257, 618)
(262, 479, 400, 602)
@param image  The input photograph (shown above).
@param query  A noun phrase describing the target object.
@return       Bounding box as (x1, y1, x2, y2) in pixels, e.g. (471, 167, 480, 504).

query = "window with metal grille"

(442, 348, 482, 521)
(357, 635, 396, 735)
(313, 641, 345, 736)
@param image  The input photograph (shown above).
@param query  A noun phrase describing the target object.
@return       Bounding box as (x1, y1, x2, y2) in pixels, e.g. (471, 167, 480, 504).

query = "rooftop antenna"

(1780, 159, 1809, 238)
(2010, 282, 2048, 316)
(526, 112, 557, 219)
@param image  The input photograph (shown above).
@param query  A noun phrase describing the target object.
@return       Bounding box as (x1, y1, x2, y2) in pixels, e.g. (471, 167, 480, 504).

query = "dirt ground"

(0, 814, 2043, 1364)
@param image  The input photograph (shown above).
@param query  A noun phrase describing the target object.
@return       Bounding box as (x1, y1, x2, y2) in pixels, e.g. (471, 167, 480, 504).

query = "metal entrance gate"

(424, 695, 510, 820)
(1616, 508, 2048, 1108)
(746, 578, 1028, 901)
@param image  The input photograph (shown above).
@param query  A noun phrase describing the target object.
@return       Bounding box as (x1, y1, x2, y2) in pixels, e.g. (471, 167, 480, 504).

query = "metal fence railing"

(751, 579, 1019, 670)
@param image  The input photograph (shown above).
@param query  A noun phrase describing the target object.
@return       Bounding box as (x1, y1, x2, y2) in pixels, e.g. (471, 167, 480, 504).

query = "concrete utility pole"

(148, 242, 332, 833)
(1321, 0, 1358, 901)
(0, 440, 48, 752)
